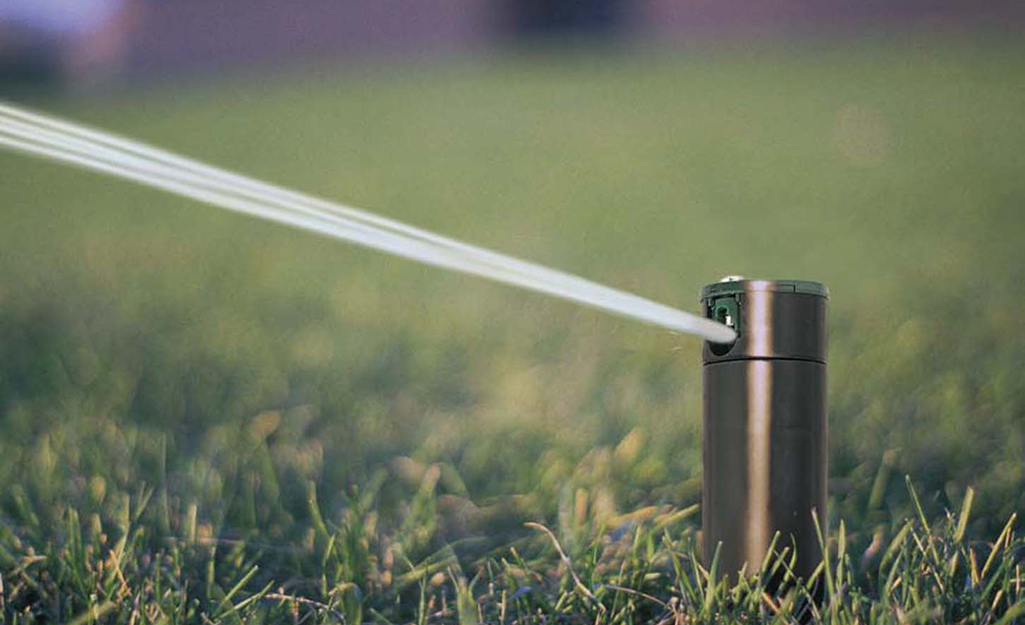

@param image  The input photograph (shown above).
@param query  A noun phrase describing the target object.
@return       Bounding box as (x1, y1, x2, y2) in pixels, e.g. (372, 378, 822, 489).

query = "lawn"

(0, 33, 1023, 623)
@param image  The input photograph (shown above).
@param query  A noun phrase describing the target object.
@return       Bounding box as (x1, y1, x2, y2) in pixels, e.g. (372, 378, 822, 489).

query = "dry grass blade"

(982, 514, 1018, 581)
(524, 522, 598, 604)
(955, 488, 975, 543)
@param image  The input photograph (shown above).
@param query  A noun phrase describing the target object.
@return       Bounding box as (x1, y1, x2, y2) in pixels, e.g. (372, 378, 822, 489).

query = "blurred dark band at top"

(1, 0, 1023, 88)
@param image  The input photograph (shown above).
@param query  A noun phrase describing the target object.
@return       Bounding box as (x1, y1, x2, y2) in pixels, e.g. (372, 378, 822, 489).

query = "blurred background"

(2, 0, 1023, 87)
(1, 0, 1024, 585)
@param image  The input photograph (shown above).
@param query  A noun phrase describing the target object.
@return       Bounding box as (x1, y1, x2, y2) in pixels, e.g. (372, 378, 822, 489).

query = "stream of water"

(0, 101, 735, 343)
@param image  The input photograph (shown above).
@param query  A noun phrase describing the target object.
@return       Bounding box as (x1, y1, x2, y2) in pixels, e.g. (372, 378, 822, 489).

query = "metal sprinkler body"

(700, 278, 828, 583)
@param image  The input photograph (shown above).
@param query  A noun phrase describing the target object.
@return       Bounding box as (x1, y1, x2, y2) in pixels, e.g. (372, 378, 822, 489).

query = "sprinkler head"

(700, 278, 829, 586)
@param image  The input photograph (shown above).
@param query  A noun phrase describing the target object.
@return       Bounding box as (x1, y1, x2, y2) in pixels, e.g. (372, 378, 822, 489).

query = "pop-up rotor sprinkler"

(700, 278, 829, 584)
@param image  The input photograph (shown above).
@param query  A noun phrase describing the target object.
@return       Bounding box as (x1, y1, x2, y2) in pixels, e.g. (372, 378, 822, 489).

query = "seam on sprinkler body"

(702, 356, 826, 365)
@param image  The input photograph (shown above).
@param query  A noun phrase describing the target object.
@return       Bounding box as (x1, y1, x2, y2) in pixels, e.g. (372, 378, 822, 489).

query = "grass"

(0, 479, 1021, 623)
(0, 32, 1024, 622)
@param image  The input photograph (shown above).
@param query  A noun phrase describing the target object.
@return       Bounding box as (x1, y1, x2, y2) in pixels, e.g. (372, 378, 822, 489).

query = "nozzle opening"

(709, 297, 739, 356)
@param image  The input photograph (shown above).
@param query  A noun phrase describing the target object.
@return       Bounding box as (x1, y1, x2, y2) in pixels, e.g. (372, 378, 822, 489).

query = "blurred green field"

(1, 34, 1024, 622)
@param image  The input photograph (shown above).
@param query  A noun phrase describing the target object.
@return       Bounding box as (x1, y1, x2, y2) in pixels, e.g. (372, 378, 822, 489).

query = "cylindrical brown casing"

(700, 279, 828, 582)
